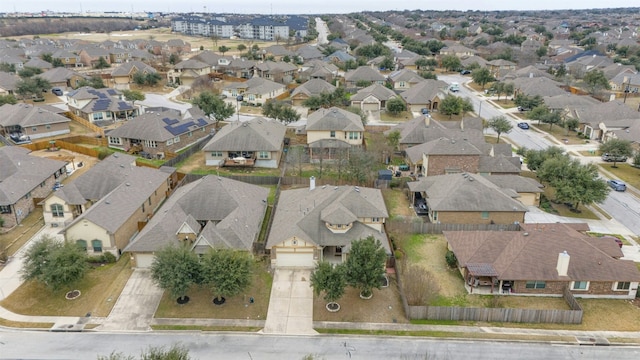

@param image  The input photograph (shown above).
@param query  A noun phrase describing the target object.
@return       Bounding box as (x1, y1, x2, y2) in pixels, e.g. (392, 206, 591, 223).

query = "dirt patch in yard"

(312, 276, 408, 323)
(176, 150, 206, 173)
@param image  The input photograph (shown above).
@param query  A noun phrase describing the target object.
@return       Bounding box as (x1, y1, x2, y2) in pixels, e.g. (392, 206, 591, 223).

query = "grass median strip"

(315, 328, 576, 342)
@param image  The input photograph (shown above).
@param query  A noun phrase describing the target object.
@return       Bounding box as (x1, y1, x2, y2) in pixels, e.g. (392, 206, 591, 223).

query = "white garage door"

(135, 253, 155, 268)
(276, 251, 315, 268)
(362, 102, 379, 111)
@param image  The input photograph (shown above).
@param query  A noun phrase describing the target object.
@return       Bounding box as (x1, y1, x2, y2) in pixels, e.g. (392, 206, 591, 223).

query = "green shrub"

(445, 250, 457, 268)
(103, 252, 117, 263)
(87, 255, 105, 263)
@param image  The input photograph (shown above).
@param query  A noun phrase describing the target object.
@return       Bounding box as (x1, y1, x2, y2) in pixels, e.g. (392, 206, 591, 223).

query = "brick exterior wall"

(111, 125, 215, 156)
(513, 280, 630, 297)
(426, 155, 479, 176)
(437, 211, 525, 225)
(1, 171, 66, 228)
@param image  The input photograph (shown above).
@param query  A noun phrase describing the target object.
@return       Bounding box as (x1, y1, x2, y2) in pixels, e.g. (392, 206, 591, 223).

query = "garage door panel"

(276, 251, 315, 268)
(135, 254, 154, 268)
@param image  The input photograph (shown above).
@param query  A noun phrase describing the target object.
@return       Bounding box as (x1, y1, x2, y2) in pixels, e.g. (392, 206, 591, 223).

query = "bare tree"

(403, 265, 440, 306)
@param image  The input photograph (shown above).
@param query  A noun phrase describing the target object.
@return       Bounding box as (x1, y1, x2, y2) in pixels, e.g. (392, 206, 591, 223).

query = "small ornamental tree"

(121, 89, 145, 107)
(150, 244, 201, 303)
(201, 249, 253, 304)
(345, 236, 387, 298)
(21, 235, 88, 291)
(192, 91, 235, 122)
(599, 139, 634, 168)
(310, 262, 347, 311)
(385, 96, 406, 116)
(488, 115, 513, 143)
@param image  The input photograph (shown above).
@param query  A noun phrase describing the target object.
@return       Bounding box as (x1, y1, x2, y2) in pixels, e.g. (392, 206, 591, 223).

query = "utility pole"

(623, 77, 631, 103)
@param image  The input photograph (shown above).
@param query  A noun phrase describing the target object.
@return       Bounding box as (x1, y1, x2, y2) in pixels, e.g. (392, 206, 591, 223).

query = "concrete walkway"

(262, 268, 316, 335)
(96, 269, 164, 331)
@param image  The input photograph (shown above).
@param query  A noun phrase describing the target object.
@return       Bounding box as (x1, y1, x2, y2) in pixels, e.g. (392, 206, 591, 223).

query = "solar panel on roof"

(107, 89, 118, 96)
(117, 101, 131, 110)
(162, 117, 179, 125)
(92, 99, 111, 111)
(195, 118, 208, 127)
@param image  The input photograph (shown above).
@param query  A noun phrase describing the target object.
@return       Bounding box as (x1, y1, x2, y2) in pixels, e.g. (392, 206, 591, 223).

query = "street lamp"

(236, 95, 243, 122)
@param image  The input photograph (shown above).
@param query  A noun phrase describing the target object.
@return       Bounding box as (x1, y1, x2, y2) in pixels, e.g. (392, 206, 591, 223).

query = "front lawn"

(379, 110, 413, 122)
(531, 123, 585, 145)
(0, 209, 44, 257)
(1, 256, 132, 317)
(154, 260, 271, 320)
(599, 163, 640, 191)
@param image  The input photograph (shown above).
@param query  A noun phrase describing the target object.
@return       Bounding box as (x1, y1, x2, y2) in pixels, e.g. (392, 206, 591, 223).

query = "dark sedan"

(517, 122, 530, 130)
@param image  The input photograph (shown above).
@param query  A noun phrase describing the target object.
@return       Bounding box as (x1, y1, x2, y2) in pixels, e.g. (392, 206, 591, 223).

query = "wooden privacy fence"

(20, 137, 105, 158)
(386, 219, 521, 234)
(407, 304, 583, 324)
(180, 173, 370, 187)
(65, 111, 105, 137)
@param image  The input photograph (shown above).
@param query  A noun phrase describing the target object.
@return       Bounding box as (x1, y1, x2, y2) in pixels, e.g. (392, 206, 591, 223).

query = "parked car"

(51, 87, 63, 96)
(421, 108, 430, 115)
(517, 122, 530, 129)
(601, 153, 628, 162)
(607, 179, 627, 191)
(460, 69, 471, 75)
(517, 106, 530, 112)
(398, 164, 410, 171)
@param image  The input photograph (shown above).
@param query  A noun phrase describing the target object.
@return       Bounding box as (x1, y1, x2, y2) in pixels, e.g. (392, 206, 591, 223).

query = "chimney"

(310, 176, 316, 191)
(556, 251, 570, 277)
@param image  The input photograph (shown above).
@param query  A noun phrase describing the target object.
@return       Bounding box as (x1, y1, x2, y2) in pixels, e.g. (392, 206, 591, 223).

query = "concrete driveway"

(97, 269, 164, 331)
(262, 268, 316, 335)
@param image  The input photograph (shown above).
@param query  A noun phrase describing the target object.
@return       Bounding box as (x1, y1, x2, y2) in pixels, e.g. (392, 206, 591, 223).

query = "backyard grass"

(154, 261, 271, 320)
(381, 188, 414, 218)
(484, 135, 508, 144)
(599, 163, 640, 191)
(0, 208, 44, 257)
(0, 256, 132, 317)
(0, 319, 53, 329)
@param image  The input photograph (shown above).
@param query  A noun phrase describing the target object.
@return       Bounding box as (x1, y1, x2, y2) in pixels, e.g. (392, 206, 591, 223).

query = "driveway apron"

(97, 269, 164, 331)
(262, 268, 316, 335)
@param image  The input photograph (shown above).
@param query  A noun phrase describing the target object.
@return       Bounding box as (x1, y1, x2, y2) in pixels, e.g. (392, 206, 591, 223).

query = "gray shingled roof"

(408, 173, 528, 212)
(400, 80, 448, 105)
(483, 175, 544, 193)
(388, 116, 485, 147)
(267, 185, 390, 253)
(202, 117, 285, 152)
(350, 83, 397, 102)
(572, 100, 640, 125)
(125, 175, 268, 253)
(111, 61, 156, 77)
(62, 156, 173, 234)
(0, 71, 19, 91)
(107, 107, 214, 142)
(306, 107, 364, 132)
(344, 66, 386, 82)
(291, 78, 336, 98)
(477, 155, 521, 174)
(0, 147, 67, 205)
(0, 103, 71, 128)
(224, 76, 285, 95)
(445, 224, 640, 282)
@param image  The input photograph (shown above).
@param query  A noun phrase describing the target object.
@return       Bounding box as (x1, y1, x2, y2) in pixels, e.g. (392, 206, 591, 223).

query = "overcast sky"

(1, 1, 636, 14)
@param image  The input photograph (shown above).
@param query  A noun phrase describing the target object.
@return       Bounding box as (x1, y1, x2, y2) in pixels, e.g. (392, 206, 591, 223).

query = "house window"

(481, 211, 489, 219)
(259, 151, 269, 159)
(167, 139, 173, 145)
(76, 240, 87, 251)
(91, 239, 103, 252)
(145, 140, 157, 148)
(572, 281, 589, 290)
(51, 204, 64, 217)
(525, 281, 546, 289)
(615, 282, 631, 291)
(108, 137, 122, 145)
(93, 113, 104, 121)
(141, 203, 145, 212)
(211, 151, 223, 157)
(330, 131, 336, 138)
(349, 132, 359, 140)
(0, 205, 11, 214)
(174, 136, 180, 143)
(32, 127, 37, 132)
(372, 217, 379, 222)
(24, 192, 31, 199)
(46, 125, 51, 129)
(188, 131, 193, 137)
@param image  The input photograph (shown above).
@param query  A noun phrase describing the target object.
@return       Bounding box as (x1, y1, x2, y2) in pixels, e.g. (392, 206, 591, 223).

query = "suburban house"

(0, 146, 68, 229)
(290, 78, 336, 106)
(387, 69, 425, 91)
(445, 223, 640, 299)
(51, 49, 82, 68)
(606, 121, 640, 150)
(66, 87, 139, 124)
(350, 83, 398, 111)
(407, 173, 528, 224)
(481, 175, 544, 207)
(38, 67, 87, 90)
(266, 183, 390, 268)
(440, 44, 477, 57)
(222, 77, 286, 106)
(202, 117, 286, 168)
(78, 47, 111, 67)
(511, 77, 566, 97)
(344, 66, 386, 88)
(0, 71, 19, 95)
(219, 59, 257, 79)
(55, 153, 177, 257)
(0, 103, 71, 141)
(111, 61, 158, 88)
(387, 116, 484, 151)
(124, 175, 269, 268)
(298, 60, 339, 83)
(305, 107, 364, 161)
(106, 107, 216, 158)
(486, 59, 517, 77)
(263, 45, 295, 61)
(253, 61, 298, 84)
(569, 100, 640, 140)
(167, 59, 212, 86)
(398, 79, 448, 113)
